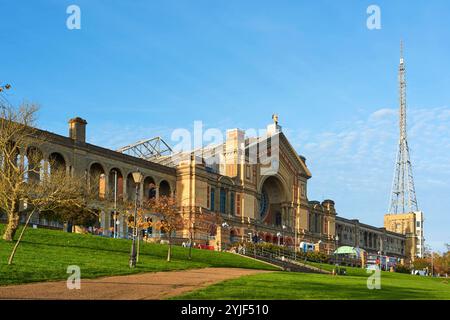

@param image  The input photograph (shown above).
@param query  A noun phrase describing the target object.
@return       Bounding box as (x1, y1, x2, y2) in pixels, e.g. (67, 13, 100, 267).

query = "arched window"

(159, 180, 171, 197)
(144, 177, 156, 199)
(259, 191, 268, 219)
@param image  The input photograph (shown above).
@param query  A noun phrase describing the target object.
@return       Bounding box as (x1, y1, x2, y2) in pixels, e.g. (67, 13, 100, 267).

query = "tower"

(385, 42, 424, 260)
(388, 41, 418, 214)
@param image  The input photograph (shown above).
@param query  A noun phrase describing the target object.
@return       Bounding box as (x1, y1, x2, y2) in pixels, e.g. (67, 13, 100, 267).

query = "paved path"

(0, 268, 272, 300)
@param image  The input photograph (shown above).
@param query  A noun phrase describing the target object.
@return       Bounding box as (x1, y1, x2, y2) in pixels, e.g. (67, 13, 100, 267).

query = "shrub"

(395, 264, 411, 274)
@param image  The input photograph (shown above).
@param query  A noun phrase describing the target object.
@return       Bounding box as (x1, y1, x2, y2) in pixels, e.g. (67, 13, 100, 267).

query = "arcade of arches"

(4, 116, 409, 260)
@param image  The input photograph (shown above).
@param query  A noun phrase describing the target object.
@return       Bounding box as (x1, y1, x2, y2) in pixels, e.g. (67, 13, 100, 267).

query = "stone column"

(103, 172, 110, 200)
(123, 175, 128, 201)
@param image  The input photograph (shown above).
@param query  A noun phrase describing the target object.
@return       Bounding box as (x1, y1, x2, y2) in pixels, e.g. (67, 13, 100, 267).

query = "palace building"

(5, 115, 414, 262)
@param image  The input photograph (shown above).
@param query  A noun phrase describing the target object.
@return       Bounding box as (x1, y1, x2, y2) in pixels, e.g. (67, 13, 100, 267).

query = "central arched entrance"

(258, 176, 286, 226)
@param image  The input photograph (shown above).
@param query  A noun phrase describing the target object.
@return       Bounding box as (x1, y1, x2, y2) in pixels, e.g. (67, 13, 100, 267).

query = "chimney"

(69, 117, 87, 143)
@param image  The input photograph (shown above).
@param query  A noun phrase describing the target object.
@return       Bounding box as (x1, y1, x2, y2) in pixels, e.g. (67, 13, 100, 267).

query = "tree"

(147, 195, 183, 262)
(0, 103, 43, 241)
(183, 206, 204, 260)
(124, 198, 150, 264)
(0, 103, 110, 265)
(431, 250, 449, 276)
(412, 258, 431, 271)
(6, 168, 96, 264)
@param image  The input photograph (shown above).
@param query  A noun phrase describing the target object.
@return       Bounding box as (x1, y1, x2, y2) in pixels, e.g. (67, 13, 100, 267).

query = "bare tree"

(0, 103, 108, 245)
(0, 103, 42, 241)
(7, 168, 96, 264)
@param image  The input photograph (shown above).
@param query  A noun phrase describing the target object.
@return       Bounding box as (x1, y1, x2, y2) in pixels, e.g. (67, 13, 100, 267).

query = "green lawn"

(173, 262, 450, 300)
(0, 225, 277, 286)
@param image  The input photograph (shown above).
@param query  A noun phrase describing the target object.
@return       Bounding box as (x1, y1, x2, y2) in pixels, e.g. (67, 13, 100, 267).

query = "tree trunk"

(167, 236, 172, 262)
(8, 210, 35, 265)
(2, 213, 20, 241)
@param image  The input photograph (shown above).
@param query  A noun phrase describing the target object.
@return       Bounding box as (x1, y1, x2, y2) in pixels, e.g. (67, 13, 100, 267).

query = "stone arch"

(143, 176, 157, 199)
(257, 232, 265, 243)
(272, 234, 279, 245)
(48, 152, 66, 174)
(285, 237, 293, 246)
(230, 228, 239, 244)
(159, 179, 171, 197)
(25, 146, 44, 182)
(89, 162, 106, 199)
(257, 174, 291, 202)
(108, 168, 124, 202)
(126, 172, 136, 201)
(218, 175, 235, 186)
(258, 175, 288, 225)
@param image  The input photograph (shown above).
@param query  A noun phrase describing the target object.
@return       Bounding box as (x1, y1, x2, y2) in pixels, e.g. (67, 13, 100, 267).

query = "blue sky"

(1, 1, 449, 251)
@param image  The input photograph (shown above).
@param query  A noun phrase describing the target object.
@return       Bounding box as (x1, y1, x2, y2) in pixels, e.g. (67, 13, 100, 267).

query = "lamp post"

(221, 221, 229, 250)
(113, 169, 118, 238)
(294, 209, 298, 261)
(188, 221, 195, 260)
(335, 235, 339, 265)
(129, 170, 143, 268)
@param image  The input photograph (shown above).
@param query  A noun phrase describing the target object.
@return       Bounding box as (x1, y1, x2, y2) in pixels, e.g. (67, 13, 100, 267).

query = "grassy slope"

(0, 225, 277, 286)
(173, 262, 450, 300)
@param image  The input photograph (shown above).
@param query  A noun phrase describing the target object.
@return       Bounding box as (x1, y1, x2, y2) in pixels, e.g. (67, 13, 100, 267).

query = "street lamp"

(129, 170, 143, 268)
(188, 221, 195, 260)
(335, 235, 339, 265)
(276, 232, 282, 246)
(219, 222, 230, 252)
(113, 169, 118, 239)
(282, 225, 287, 247)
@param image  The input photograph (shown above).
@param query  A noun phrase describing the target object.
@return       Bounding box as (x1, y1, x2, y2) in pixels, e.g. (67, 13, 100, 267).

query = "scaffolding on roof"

(117, 136, 173, 160)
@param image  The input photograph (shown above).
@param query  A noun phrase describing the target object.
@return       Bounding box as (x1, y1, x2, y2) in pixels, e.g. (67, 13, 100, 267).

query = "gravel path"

(0, 268, 272, 300)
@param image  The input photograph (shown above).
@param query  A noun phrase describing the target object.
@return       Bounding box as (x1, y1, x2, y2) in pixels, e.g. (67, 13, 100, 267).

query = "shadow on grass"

(172, 272, 449, 300)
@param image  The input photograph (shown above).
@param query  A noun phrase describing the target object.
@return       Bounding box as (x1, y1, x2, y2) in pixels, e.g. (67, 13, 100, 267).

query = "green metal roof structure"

(333, 246, 366, 257)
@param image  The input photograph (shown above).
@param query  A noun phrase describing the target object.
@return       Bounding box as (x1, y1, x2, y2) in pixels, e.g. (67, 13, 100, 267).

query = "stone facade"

(15, 116, 412, 261)
(16, 117, 177, 237)
(384, 211, 424, 260)
(335, 217, 406, 259)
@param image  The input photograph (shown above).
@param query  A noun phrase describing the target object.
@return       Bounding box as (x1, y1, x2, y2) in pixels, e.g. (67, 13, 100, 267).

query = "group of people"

(228, 244, 246, 255)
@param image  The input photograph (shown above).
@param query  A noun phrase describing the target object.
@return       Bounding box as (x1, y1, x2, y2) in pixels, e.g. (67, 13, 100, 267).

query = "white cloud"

(369, 108, 396, 121)
(287, 106, 450, 251)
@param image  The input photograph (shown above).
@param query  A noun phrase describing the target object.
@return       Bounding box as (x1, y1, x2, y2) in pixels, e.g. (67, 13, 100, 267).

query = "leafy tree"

(412, 258, 430, 271)
(146, 195, 183, 262)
